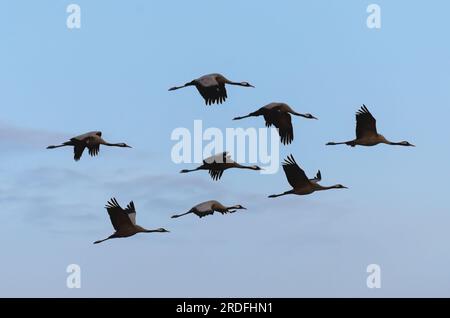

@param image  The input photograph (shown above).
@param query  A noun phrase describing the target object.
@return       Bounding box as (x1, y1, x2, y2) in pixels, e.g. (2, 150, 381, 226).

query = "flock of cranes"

(45, 73, 414, 244)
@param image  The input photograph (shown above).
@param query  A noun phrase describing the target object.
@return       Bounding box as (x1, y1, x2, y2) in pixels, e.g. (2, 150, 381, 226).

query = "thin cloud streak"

(0, 122, 70, 152)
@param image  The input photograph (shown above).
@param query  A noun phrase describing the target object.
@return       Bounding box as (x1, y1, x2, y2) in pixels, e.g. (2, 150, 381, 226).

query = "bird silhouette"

(326, 105, 415, 147)
(169, 73, 254, 105)
(268, 155, 347, 198)
(94, 198, 169, 244)
(180, 152, 262, 181)
(233, 102, 317, 145)
(171, 200, 246, 219)
(47, 131, 131, 161)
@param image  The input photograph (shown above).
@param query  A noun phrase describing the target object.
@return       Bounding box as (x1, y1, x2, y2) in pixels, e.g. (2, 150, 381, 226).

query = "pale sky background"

(1, 0, 450, 297)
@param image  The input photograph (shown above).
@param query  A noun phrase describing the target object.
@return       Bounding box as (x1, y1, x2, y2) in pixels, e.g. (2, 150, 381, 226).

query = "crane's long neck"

(224, 205, 240, 213)
(268, 190, 294, 198)
(222, 78, 249, 87)
(235, 163, 258, 170)
(143, 229, 162, 233)
(103, 142, 124, 147)
(171, 211, 192, 218)
(315, 184, 341, 191)
(227, 82, 244, 86)
(291, 111, 310, 118)
(386, 140, 406, 146)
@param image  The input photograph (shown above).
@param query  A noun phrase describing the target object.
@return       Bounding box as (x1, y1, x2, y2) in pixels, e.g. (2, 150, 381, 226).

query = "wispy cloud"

(0, 122, 69, 152)
(2, 165, 228, 231)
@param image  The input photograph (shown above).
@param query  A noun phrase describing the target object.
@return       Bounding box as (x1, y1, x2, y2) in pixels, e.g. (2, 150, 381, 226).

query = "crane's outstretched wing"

(355, 105, 377, 139)
(72, 131, 102, 141)
(264, 115, 272, 128)
(88, 144, 100, 157)
(209, 169, 224, 181)
(196, 76, 228, 105)
(105, 197, 134, 231)
(271, 111, 294, 145)
(71, 132, 102, 161)
(309, 170, 322, 183)
(124, 201, 137, 225)
(84, 135, 103, 157)
(203, 152, 232, 164)
(263, 102, 293, 113)
(71, 142, 86, 161)
(282, 155, 310, 188)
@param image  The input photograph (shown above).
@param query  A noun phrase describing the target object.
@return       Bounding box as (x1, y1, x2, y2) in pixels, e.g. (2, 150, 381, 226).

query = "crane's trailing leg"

(268, 190, 293, 198)
(326, 141, 356, 147)
(180, 168, 201, 174)
(46, 141, 73, 149)
(171, 211, 193, 218)
(93, 235, 115, 244)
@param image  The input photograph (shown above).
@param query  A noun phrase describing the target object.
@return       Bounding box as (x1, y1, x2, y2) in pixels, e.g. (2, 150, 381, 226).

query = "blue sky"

(1, 0, 450, 297)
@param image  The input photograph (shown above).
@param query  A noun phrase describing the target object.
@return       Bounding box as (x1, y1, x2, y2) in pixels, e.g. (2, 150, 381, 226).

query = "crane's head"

(156, 228, 170, 233)
(233, 205, 247, 210)
(398, 141, 415, 147)
(240, 82, 255, 88)
(303, 113, 318, 120)
(251, 165, 262, 171)
(117, 143, 132, 148)
(333, 184, 348, 189)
